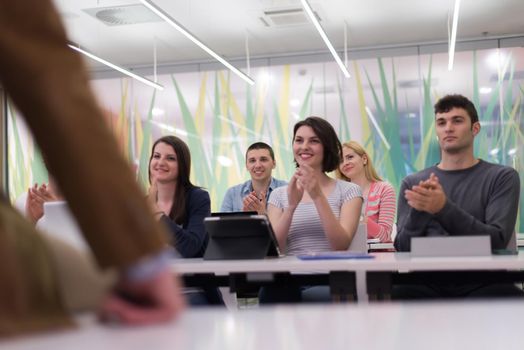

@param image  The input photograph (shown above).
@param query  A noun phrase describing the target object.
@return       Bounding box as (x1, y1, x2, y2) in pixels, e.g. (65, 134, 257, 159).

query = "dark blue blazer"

(160, 187, 210, 258)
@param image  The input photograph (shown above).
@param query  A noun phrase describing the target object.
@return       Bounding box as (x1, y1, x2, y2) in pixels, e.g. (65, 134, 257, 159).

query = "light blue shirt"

(220, 177, 287, 212)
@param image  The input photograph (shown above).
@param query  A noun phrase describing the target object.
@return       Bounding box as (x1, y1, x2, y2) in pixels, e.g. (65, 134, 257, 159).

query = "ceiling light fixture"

(139, 0, 254, 85)
(448, 0, 461, 71)
(343, 20, 349, 68)
(68, 44, 164, 90)
(300, 0, 350, 78)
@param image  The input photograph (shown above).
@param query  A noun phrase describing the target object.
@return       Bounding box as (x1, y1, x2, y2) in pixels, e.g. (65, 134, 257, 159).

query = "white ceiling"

(54, 0, 524, 71)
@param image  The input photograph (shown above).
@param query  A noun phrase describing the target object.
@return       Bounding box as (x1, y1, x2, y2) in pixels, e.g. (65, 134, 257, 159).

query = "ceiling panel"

(53, 0, 524, 69)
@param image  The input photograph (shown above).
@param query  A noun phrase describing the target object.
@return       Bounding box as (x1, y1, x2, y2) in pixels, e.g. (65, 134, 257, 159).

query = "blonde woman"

(337, 141, 396, 242)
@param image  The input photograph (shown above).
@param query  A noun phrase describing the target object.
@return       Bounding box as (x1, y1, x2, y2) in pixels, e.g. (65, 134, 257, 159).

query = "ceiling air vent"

(259, 7, 321, 27)
(82, 4, 162, 26)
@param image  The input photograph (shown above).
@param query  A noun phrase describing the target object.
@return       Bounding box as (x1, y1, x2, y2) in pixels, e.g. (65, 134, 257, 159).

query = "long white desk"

(173, 253, 524, 302)
(173, 253, 524, 274)
(4, 301, 524, 350)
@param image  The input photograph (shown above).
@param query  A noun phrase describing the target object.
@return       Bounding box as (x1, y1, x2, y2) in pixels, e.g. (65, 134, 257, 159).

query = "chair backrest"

(347, 222, 367, 253)
(391, 223, 398, 242)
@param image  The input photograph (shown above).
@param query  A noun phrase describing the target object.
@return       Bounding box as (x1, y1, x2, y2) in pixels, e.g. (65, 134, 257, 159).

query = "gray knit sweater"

(394, 160, 520, 251)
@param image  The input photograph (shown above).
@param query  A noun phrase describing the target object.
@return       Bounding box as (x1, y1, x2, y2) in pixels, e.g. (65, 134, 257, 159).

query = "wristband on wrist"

(125, 249, 174, 282)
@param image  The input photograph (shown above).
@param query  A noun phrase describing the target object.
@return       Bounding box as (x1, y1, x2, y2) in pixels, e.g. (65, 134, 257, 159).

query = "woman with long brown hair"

(148, 135, 223, 305)
(148, 135, 210, 258)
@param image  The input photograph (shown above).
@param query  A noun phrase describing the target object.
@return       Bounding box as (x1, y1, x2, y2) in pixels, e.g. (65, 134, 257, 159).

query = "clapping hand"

(287, 174, 304, 208)
(294, 163, 321, 199)
(25, 183, 57, 224)
(147, 178, 164, 218)
(405, 173, 447, 214)
(242, 190, 267, 214)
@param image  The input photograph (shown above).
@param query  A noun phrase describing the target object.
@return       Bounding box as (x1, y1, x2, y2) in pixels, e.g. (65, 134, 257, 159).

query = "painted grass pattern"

(7, 49, 523, 231)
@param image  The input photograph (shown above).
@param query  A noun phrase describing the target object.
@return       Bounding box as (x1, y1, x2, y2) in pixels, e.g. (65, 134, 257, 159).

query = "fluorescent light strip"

(68, 44, 164, 90)
(365, 106, 391, 150)
(448, 0, 461, 71)
(300, 0, 350, 78)
(140, 0, 254, 85)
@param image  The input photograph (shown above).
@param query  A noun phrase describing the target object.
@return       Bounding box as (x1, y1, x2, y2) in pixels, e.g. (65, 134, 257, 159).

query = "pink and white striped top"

(365, 181, 396, 242)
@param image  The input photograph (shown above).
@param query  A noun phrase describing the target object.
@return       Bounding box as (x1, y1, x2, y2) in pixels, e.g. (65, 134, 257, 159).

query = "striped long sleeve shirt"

(365, 181, 397, 242)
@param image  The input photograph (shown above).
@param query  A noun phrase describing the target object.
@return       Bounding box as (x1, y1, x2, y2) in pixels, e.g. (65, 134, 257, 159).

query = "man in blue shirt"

(221, 142, 287, 214)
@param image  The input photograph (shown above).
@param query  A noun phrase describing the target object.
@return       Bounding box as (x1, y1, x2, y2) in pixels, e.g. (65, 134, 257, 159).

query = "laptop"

(203, 214, 282, 260)
(37, 201, 88, 252)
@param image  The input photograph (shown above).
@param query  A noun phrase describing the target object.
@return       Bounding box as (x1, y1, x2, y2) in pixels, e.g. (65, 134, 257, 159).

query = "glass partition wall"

(6, 43, 524, 230)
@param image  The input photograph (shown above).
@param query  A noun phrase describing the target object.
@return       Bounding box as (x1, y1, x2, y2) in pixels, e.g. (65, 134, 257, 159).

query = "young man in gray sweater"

(394, 94, 522, 298)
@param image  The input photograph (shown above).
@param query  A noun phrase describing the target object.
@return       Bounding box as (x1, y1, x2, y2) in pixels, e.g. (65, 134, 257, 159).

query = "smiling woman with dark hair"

(261, 117, 363, 303)
(267, 117, 363, 256)
(148, 135, 223, 306)
(148, 135, 210, 258)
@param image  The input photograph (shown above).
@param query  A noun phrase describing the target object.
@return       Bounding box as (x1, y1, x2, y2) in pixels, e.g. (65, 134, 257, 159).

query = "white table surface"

(172, 252, 524, 275)
(3, 301, 524, 350)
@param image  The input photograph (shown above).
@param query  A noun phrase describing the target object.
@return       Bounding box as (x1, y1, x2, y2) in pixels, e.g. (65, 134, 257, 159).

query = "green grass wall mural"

(7, 47, 524, 231)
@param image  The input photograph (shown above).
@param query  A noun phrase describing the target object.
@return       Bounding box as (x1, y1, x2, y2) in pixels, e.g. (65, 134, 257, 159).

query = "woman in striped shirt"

(337, 141, 397, 242)
(261, 117, 362, 304)
(267, 117, 363, 255)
